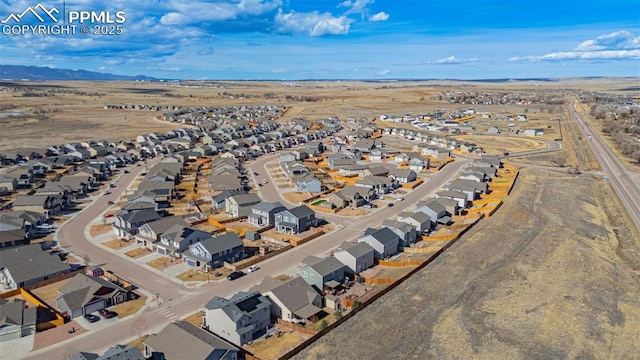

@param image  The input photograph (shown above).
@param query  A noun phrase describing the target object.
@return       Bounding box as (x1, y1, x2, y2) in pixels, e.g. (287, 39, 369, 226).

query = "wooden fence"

(290, 230, 324, 246)
(401, 178, 424, 189)
(234, 245, 293, 270)
(401, 246, 443, 253)
(276, 319, 319, 335)
(377, 259, 423, 267)
(363, 277, 395, 285)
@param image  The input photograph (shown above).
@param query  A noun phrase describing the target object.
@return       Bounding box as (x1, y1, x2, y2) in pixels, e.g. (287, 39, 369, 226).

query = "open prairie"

(1, 78, 637, 153)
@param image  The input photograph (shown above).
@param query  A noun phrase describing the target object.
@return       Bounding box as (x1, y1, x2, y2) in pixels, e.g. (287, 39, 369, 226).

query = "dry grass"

(183, 311, 204, 328)
(89, 224, 112, 237)
(126, 334, 149, 352)
(124, 247, 152, 259)
(337, 208, 369, 216)
(146, 256, 174, 270)
(452, 135, 548, 155)
(282, 192, 315, 203)
(113, 295, 147, 318)
(102, 238, 132, 250)
(261, 229, 300, 243)
(274, 274, 294, 281)
(224, 221, 260, 233)
(176, 268, 229, 282)
(245, 331, 309, 360)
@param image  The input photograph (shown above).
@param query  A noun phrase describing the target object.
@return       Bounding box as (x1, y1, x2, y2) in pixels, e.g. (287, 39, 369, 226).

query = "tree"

(318, 319, 328, 331)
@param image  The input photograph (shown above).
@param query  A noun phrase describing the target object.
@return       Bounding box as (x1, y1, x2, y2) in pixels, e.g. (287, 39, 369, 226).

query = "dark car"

(99, 309, 117, 319)
(107, 201, 115, 205)
(84, 313, 100, 323)
(253, 172, 259, 175)
(387, 203, 394, 207)
(124, 169, 130, 173)
(227, 271, 245, 281)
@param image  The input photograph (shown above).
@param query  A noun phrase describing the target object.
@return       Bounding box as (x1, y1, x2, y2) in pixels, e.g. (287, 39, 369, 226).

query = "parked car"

(107, 201, 115, 205)
(37, 223, 54, 229)
(227, 271, 245, 281)
(253, 172, 259, 175)
(398, 197, 404, 201)
(261, 180, 268, 184)
(103, 191, 110, 195)
(247, 265, 259, 273)
(387, 203, 394, 207)
(258, 183, 264, 187)
(124, 169, 130, 173)
(84, 313, 100, 323)
(104, 213, 114, 218)
(99, 309, 117, 319)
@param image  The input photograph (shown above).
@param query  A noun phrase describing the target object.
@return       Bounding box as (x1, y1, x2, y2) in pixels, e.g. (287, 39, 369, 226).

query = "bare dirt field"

(452, 135, 547, 155)
(298, 168, 640, 360)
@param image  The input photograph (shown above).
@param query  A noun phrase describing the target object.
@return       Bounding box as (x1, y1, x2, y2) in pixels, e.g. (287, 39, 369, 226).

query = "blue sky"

(0, 0, 639, 79)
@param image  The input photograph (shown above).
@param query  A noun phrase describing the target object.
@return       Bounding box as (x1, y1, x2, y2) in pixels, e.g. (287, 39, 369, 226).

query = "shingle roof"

(188, 232, 242, 258)
(58, 273, 127, 310)
(252, 201, 285, 213)
(0, 244, 70, 284)
(229, 193, 261, 206)
(365, 227, 400, 245)
(339, 241, 374, 258)
(119, 209, 162, 225)
(306, 256, 345, 277)
(287, 205, 315, 219)
(144, 321, 238, 360)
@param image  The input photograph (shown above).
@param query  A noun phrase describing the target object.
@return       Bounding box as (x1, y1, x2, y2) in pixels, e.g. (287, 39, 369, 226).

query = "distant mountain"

(0, 65, 156, 81)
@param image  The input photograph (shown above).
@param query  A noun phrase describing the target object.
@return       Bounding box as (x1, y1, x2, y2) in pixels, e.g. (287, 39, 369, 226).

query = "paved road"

(27, 155, 469, 358)
(567, 100, 640, 232)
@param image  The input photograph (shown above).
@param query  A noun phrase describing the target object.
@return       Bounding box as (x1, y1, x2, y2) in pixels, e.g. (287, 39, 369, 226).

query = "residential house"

(355, 176, 396, 195)
(381, 220, 418, 247)
(112, 209, 162, 239)
(225, 193, 261, 218)
(183, 232, 244, 270)
(524, 128, 544, 136)
(0, 299, 37, 341)
(0, 244, 71, 290)
(328, 186, 375, 209)
(12, 195, 68, 218)
(459, 170, 486, 183)
(205, 291, 272, 346)
(295, 173, 322, 193)
(447, 179, 488, 200)
(357, 227, 400, 259)
(368, 148, 385, 161)
(211, 190, 246, 211)
(136, 181, 175, 203)
(157, 225, 213, 257)
(144, 321, 239, 360)
(135, 217, 190, 250)
(388, 168, 417, 184)
(437, 190, 469, 208)
(409, 156, 429, 172)
(435, 197, 460, 217)
(0, 176, 18, 193)
(415, 198, 452, 226)
(250, 276, 323, 323)
(352, 139, 376, 153)
(275, 205, 317, 234)
(56, 273, 130, 318)
(333, 242, 375, 275)
(247, 202, 286, 227)
(362, 166, 389, 177)
(0, 229, 29, 248)
(299, 255, 348, 292)
(397, 211, 432, 233)
(71, 345, 145, 360)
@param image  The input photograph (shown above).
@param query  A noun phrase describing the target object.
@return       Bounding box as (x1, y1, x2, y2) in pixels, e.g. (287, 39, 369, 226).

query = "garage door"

(0, 330, 18, 342)
(84, 300, 104, 315)
(158, 248, 166, 255)
(185, 258, 196, 267)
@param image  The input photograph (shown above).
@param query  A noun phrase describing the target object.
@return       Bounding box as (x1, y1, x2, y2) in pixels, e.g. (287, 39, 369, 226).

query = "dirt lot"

(298, 168, 640, 359)
(246, 331, 311, 360)
(452, 135, 548, 155)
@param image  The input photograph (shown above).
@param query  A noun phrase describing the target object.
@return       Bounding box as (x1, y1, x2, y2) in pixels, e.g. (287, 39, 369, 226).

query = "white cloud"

(369, 11, 389, 22)
(427, 56, 478, 65)
(511, 30, 640, 62)
(339, 0, 375, 14)
(276, 10, 354, 36)
(377, 69, 390, 75)
(160, 0, 281, 25)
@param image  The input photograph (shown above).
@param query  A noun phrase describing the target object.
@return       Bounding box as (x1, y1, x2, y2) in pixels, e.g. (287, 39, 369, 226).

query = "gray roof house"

(71, 345, 144, 360)
(333, 241, 376, 275)
(295, 173, 322, 193)
(275, 205, 317, 234)
(225, 193, 261, 218)
(397, 211, 432, 233)
(205, 291, 272, 346)
(56, 273, 130, 318)
(381, 220, 418, 247)
(437, 190, 469, 208)
(415, 198, 452, 226)
(248, 202, 286, 227)
(183, 232, 244, 270)
(299, 255, 348, 292)
(135, 216, 190, 250)
(388, 168, 417, 184)
(112, 209, 162, 239)
(357, 227, 400, 259)
(251, 276, 323, 323)
(211, 190, 246, 210)
(0, 298, 37, 341)
(144, 321, 239, 360)
(157, 225, 213, 257)
(0, 244, 71, 290)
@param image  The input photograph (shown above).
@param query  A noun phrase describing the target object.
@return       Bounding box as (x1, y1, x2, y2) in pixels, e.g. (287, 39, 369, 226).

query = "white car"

(247, 265, 260, 273)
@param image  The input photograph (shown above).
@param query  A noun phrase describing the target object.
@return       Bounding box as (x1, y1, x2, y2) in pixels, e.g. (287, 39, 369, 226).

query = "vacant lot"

(452, 135, 547, 155)
(246, 331, 310, 360)
(299, 168, 640, 359)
